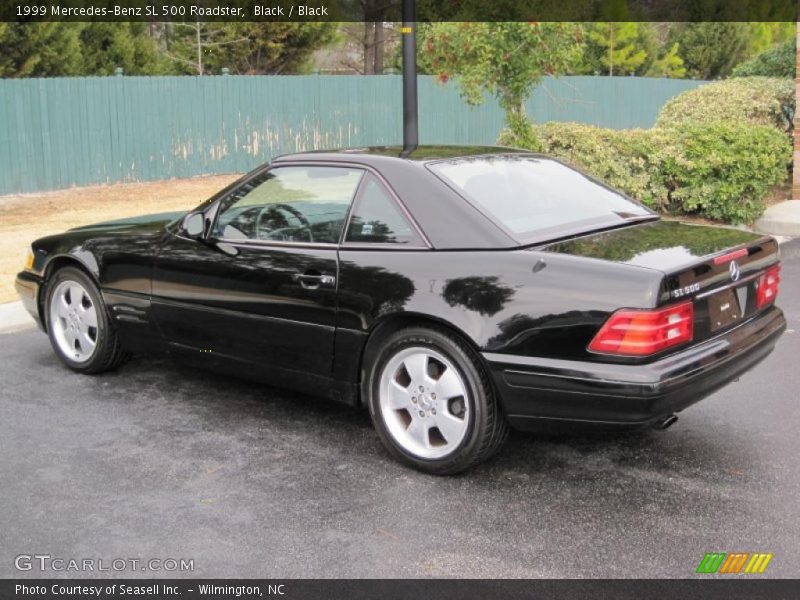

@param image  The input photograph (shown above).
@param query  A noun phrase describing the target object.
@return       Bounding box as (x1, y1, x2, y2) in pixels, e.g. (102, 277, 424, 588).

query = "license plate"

(708, 288, 741, 332)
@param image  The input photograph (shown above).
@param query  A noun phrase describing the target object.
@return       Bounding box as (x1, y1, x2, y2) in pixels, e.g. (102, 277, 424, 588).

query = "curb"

(755, 200, 800, 238)
(0, 301, 36, 334)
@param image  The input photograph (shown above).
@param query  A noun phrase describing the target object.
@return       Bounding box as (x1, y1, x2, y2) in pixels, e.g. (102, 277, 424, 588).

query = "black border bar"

(3, 579, 800, 600)
(2, 0, 798, 23)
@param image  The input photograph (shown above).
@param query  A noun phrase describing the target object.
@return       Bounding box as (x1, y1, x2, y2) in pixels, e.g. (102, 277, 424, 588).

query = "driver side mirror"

(181, 212, 206, 240)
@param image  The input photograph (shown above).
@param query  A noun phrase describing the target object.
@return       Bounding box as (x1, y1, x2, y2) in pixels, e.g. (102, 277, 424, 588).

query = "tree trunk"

(363, 22, 376, 75)
(609, 25, 614, 77)
(501, 94, 527, 126)
(195, 21, 203, 76)
(373, 22, 385, 74)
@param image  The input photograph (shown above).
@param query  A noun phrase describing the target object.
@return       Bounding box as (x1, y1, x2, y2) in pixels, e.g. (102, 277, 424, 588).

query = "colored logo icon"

(696, 552, 773, 574)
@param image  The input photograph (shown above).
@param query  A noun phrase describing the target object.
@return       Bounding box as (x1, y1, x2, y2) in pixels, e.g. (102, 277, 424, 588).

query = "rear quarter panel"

(334, 248, 663, 381)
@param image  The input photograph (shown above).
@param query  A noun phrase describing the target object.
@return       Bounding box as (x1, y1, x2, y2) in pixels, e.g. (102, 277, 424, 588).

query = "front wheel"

(365, 326, 509, 475)
(45, 266, 130, 374)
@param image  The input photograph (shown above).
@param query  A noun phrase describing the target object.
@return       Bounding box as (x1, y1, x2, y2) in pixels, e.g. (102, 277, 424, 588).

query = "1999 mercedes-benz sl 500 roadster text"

(16, 146, 786, 473)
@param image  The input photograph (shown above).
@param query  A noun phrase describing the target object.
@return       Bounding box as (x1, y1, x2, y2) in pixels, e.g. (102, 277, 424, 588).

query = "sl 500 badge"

(671, 283, 700, 298)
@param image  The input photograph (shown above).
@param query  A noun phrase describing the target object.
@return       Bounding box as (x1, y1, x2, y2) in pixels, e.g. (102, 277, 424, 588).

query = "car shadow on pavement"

(109, 354, 747, 486)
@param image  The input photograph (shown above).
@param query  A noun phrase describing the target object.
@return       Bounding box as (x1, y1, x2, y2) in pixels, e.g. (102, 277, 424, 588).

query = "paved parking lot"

(1, 241, 799, 579)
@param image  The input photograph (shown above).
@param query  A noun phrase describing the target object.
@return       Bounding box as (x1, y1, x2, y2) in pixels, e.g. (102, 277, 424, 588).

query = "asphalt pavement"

(1, 241, 799, 579)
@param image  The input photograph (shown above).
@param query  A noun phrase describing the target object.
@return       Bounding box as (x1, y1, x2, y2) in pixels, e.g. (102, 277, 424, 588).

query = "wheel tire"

(364, 326, 509, 475)
(45, 266, 130, 374)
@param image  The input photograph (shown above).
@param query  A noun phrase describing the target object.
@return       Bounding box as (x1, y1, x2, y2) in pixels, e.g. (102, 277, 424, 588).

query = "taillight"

(755, 264, 780, 309)
(588, 301, 694, 356)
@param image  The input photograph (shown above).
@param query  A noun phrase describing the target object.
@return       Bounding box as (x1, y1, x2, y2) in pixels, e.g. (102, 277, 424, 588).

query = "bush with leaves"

(662, 123, 790, 223)
(732, 40, 796, 78)
(655, 77, 795, 133)
(499, 121, 789, 224)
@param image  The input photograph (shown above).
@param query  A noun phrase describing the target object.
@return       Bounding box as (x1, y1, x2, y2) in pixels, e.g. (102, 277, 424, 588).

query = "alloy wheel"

(378, 346, 470, 459)
(49, 279, 99, 363)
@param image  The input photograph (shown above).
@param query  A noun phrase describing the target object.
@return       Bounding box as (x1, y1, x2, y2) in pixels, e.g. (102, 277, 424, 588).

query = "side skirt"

(167, 341, 359, 407)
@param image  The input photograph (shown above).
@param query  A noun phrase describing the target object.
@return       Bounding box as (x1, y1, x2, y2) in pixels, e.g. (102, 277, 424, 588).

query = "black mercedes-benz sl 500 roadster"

(16, 146, 785, 473)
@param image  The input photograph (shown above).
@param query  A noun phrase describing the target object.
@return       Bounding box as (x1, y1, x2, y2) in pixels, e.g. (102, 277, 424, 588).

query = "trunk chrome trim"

(694, 270, 763, 300)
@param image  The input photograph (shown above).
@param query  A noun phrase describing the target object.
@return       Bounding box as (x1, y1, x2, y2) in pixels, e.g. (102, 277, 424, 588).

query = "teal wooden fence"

(0, 75, 706, 194)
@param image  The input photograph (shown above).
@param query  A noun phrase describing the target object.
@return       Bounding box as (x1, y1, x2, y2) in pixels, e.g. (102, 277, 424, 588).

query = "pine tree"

(164, 22, 337, 76)
(673, 23, 750, 79)
(0, 23, 83, 77)
(79, 23, 174, 76)
(588, 23, 648, 76)
(646, 43, 686, 78)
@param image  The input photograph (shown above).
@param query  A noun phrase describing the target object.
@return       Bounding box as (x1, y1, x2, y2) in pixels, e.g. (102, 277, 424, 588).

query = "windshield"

(429, 156, 654, 241)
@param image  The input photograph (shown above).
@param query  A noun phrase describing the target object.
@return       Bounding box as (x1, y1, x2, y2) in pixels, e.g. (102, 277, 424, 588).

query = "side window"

(212, 166, 363, 243)
(345, 174, 424, 245)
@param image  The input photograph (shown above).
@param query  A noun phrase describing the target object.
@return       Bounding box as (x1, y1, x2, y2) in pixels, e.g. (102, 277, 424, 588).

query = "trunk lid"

(542, 220, 780, 346)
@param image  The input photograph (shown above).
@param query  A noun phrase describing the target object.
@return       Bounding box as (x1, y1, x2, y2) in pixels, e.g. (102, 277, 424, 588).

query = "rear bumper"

(484, 306, 786, 431)
(14, 271, 44, 330)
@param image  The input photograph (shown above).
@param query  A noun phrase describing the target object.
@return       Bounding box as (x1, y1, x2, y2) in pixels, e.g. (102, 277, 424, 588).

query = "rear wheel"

(365, 326, 509, 475)
(45, 267, 130, 374)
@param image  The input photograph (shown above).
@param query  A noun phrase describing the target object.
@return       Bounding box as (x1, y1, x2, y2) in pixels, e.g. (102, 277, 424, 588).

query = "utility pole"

(401, 0, 418, 152)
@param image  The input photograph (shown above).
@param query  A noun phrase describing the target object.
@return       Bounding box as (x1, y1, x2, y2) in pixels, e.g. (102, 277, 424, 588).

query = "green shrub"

(499, 121, 790, 224)
(661, 123, 790, 223)
(732, 40, 796, 78)
(655, 77, 794, 133)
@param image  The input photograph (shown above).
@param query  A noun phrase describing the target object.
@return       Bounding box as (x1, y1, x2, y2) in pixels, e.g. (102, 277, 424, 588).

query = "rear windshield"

(429, 156, 654, 241)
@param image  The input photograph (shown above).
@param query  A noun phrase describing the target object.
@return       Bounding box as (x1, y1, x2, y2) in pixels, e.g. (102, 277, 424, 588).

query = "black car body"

(16, 146, 786, 472)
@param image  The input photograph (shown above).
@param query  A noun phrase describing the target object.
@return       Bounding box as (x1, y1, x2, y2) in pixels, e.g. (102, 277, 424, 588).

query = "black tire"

(45, 266, 130, 374)
(363, 326, 509, 475)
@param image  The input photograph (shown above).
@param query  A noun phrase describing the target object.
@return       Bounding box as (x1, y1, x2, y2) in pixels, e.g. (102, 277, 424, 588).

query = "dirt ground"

(0, 175, 239, 303)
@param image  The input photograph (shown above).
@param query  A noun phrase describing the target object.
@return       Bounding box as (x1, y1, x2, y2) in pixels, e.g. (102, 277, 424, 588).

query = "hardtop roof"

(273, 145, 533, 165)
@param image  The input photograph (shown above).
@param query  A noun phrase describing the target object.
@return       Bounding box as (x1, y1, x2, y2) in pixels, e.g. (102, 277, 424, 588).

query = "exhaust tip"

(655, 414, 678, 430)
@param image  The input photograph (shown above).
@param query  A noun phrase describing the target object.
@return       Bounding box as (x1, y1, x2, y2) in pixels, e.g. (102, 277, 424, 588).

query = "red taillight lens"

(755, 264, 780, 309)
(588, 301, 694, 356)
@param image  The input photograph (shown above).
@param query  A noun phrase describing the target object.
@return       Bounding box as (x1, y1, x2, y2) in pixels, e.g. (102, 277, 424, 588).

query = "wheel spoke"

(435, 411, 466, 444)
(403, 353, 429, 384)
(77, 329, 96, 352)
(434, 367, 464, 400)
(407, 419, 430, 449)
(387, 380, 412, 410)
(56, 295, 70, 319)
(67, 284, 82, 307)
(63, 327, 78, 350)
(79, 302, 98, 328)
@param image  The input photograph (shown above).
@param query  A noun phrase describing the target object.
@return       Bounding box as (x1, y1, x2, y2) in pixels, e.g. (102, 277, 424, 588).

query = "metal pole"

(401, 0, 418, 152)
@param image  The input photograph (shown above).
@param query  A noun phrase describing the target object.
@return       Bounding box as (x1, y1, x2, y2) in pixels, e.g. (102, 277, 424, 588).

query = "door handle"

(292, 271, 336, 289)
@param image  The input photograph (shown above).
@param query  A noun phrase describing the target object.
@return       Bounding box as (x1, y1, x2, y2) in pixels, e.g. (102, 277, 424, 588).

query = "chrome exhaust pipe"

(655, 414, 678, 430)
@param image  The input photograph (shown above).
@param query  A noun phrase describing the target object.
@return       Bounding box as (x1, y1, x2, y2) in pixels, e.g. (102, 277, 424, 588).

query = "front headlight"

(24, 248, 34, 271)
